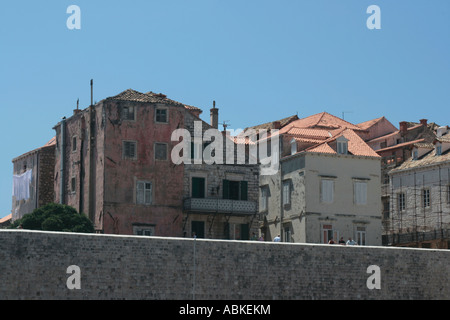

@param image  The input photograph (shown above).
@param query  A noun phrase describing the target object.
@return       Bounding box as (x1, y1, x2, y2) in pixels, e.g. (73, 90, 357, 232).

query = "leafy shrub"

(10, 203, 94, 233)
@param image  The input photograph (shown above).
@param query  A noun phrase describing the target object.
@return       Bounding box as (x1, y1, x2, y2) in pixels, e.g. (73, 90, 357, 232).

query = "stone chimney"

(399, 121, 408, 135)
(210, 101, 219, 129)
(73, 99, 81, 115)
(420, 119, 428, 126)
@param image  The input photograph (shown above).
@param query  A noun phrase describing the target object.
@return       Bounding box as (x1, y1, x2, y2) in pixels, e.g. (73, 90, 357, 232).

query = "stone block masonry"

(0, 230, 449, 300)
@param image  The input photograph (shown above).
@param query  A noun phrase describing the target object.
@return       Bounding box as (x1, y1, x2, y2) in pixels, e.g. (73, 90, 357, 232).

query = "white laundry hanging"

(12, 169, 32, 201)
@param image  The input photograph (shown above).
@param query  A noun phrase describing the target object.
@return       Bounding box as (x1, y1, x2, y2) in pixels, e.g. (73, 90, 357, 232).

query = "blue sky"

(1, 0, 449, 218)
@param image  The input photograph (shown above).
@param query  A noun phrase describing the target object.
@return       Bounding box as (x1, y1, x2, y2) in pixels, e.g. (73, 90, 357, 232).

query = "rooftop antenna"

(342, 110, 353, 120)
(222, 120, 230, 131)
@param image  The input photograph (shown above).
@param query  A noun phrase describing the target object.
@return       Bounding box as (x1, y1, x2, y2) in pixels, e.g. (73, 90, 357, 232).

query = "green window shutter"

(240, 181, 248, 200)
(223, 179, 230, 199)
(241, 224, 249, 240)
(192, 177, 205, 198)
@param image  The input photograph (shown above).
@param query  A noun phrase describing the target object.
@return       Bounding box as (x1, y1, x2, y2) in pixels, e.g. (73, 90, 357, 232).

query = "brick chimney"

(420, 119, 428, 126)
(73, 98, 81, 115)
(210, 101, 219, 129)
(399, 121, 408, 134)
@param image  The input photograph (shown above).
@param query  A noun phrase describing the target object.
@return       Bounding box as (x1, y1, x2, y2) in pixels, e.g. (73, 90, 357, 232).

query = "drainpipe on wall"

(88, 80, 96, 223)
(60, 117, 66, 205)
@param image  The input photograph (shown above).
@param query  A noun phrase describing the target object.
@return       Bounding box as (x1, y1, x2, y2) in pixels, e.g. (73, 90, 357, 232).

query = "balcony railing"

(184, 198, 257, 215)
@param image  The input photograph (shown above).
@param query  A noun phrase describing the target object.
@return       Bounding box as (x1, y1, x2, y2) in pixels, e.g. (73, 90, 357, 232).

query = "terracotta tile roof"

(252, 112, 378, 157)
(366, 121, 438, 145)
(342, 129, 380, 157)
(357, 116, 385, 130)
(391, 148, 450, 172)
(12, 137, 57, 162)
(290, 137, 326, 144)
(438, 137, 450, 143)
(42, 136, 56, 147)
(284, 112, 364, 131)
(305, 128, 380, 157)
(285, 128, 332, 140)
(435, 132, 450, 143)
(107, 89, 153, 102)
(184, 104, 202, 113)
(233, 136, 257, 145)
(413, 142, 434, 149)
(366, 130, 400, 143)
(106, 89, 202, 112)
(0, 214, 12, 224)
(376, 138, 425, 153)
(306, 143, 336, 154)
(245, 115, 299, 131)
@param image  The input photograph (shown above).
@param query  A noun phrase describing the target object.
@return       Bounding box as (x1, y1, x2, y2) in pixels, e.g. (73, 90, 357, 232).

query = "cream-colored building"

(254, 113, 382, 245)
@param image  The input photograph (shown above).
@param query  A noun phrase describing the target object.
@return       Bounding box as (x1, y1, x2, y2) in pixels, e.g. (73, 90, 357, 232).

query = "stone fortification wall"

(0, 230, 448, 300)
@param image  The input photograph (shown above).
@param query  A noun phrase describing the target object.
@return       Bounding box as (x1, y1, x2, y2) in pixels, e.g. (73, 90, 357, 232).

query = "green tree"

(10, 203, 94, 233)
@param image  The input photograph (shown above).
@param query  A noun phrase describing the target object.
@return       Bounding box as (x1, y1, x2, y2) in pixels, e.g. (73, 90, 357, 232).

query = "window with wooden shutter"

(155, 108, 168, 123)
(123, 141, 137, 160)
(282, 180, 290, 205)
(447, 185, 450, 204)
(136, 181, 152, 205)
(422, 189, 430, 208)
(223, 179, 248, 200)
(192, 177, 205, 198)
(398, 192, 406, 211)
(354, 181, 367, 205)
(222, 179, 230, 199)
(321, 179, 334, 203)
(121, 105, 135, 121)
(155, 143, 168, 161)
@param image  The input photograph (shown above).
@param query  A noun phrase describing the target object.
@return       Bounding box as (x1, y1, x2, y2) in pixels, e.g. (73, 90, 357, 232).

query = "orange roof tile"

(0, 214, 12, 224)
(106, 89, 203, 113)
(376, 138, 425, 153)
(392, 147, 450, 172)
(357, 116, 385, 130)
(290, 137, 326, 144)
(307, 143, 336, 154)
(343, 129, 380, 157)
(304, 129, 380, 157)
(42, 136, 56, 147)
(286, 128, 332, 140)
(245, 115, 299, 131)
(282, 112, 363, 132)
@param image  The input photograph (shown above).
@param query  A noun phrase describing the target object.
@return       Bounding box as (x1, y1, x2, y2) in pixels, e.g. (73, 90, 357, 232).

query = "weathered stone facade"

(11, 139, 55, 220)
(52, 89, 260, 239)
(261, 151, 381, 245)
(387, 156, 450, 248)
(182, 108, 260, 240)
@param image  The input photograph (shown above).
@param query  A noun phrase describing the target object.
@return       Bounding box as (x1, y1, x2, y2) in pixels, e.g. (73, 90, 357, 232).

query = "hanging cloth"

(12, 169, 32, 201)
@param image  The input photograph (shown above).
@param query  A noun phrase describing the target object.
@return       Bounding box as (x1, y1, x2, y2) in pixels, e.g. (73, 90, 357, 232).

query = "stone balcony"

(183, 198, 257, 215)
